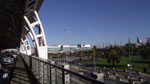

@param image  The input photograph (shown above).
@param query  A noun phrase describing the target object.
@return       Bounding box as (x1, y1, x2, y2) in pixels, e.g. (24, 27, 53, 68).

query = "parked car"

(4, 54, 15, 61)
(0, 54, 14, 65)
(0, 69, 9, 84)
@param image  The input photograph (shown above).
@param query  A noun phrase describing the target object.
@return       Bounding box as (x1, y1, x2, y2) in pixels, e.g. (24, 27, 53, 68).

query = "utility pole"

(120, 41, 122, 47)
(64, 29, 66, 63)
(114, 41, 117, 46)
(93, 46, 96, 72)
(109, 42, 111, 46)
(105, 42, 108, 47)
(64, 29, 66, 45)
(128, 38, 131, 60)
(103, 42, 104, 48)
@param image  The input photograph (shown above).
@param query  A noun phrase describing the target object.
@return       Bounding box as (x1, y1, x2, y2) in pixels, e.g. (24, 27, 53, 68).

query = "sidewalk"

(10, 55, 31, 84)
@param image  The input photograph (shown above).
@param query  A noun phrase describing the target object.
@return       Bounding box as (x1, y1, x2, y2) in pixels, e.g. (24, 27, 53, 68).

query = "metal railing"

(22, 54, 105, 84)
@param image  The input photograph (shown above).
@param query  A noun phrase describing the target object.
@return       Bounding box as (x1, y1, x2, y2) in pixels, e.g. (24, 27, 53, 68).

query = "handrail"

(50, 63, 105, 84)
(22, 54, 106, 84)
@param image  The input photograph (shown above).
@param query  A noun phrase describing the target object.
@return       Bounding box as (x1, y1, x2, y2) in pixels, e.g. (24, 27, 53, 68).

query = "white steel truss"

(20, 43, 27, 54)
(24, 26, 36, 47)
(24, 10, 48, 59)
(25, 35, 32, 55)
(20, 36, 32, 55)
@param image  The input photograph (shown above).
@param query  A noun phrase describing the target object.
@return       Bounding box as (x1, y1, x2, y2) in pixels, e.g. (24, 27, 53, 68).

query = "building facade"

(48, 44, 91, 54)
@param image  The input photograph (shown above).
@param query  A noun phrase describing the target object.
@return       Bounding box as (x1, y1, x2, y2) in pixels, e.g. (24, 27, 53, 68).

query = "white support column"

(24, 10, 48, 59)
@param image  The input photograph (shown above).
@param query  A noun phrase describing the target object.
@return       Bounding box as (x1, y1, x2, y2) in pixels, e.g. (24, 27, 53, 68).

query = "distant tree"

(139, 43, 150, 59)
(90, 49, 95, 61)
(95, 51, 101, 58)
(86, 46, 102, 60)
(119, 46, 125, 56)
(93, 46, 103, 58)
(93, 45, 97, 50)
(107, 48, 121, 66)
(87, 46, 96, 61)
(124, 43, 137, 56)
(77, 50, 83, 61)
(101, 48, 109, 59)
(86, 50, 91, 57)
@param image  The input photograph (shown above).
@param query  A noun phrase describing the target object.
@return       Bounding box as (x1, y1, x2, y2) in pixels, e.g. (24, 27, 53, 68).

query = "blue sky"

(39, 0, 150, 46)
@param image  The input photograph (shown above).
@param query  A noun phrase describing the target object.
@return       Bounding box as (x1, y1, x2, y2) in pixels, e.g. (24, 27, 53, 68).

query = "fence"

(22, 54, 105, 84)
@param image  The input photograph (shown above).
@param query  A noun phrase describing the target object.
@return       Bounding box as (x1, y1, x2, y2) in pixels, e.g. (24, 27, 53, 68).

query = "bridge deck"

(10, 55, 36, 84)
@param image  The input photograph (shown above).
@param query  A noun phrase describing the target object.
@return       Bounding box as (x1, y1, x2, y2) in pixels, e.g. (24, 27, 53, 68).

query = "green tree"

(77, 50, 83, 61)
(86, 45, 102, 59)
(107, 48, 121, 66)
(124, 43, 137, 56)
(90, 45, 97, 60)
(139, 43, 150, 59)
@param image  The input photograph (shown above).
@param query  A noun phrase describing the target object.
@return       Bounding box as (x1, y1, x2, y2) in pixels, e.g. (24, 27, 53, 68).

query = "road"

(51, 56, 150, 84)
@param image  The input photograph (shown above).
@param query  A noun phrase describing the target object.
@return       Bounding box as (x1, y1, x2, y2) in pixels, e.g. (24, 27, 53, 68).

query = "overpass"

(0, 0, 105, 84)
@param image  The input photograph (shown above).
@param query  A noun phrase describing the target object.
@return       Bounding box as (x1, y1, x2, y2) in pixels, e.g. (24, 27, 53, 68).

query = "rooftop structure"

(0, 0, 43, 51)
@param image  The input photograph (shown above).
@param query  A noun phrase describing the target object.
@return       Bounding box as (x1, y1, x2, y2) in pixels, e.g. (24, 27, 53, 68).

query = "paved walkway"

(10, 55, 31, 84)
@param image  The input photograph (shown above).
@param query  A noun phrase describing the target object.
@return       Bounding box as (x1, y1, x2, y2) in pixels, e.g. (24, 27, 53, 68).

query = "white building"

(77, 44, 91, 48)
(48, 44, 91, 54)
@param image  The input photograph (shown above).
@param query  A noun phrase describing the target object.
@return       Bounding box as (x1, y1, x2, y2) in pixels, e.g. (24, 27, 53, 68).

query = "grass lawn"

(80, 56, 150, 74)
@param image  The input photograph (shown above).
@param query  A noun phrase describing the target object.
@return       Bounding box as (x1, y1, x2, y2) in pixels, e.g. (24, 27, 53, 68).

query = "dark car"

(0, 54, 14, 65)
(0, 69, 9, 84)
(3, 53, 15, 59)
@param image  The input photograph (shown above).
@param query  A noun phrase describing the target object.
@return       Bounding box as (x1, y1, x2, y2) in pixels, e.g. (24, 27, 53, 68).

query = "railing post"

(39, 60, 44, 84)
(42, 61, 44, 84)
(29, 56, 32, 69)
(43, 61, 47, 84)
(47, 64, 50, 84)
(38, 58, 40, 79)
(36, 58, 39, 78)
(33, 58, 35, 74)
(27, 56, 29, 66)
(49, 63, 51, 84)
(32, 57, 34, 72)
(50, 61, 56, 84)
(43, 61, 48, 84)
(62, 63, 70, 84)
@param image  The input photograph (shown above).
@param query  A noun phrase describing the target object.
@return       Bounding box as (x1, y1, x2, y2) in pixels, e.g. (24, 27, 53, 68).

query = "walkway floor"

(10, 55, 31, 84)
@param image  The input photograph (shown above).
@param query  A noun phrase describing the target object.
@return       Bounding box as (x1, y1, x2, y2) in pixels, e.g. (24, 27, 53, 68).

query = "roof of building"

(0, 0, 44, 51)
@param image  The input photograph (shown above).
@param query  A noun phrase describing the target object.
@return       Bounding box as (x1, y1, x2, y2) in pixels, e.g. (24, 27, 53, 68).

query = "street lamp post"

(127, 64, 132, 74)
(64, 29, 66, 63)
(93, 48, 96, 72)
